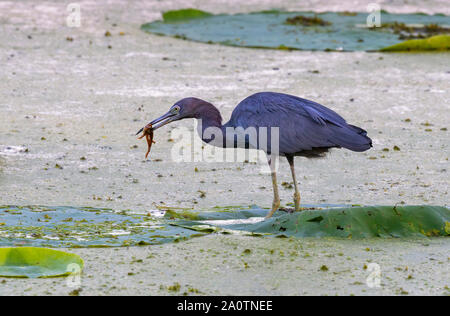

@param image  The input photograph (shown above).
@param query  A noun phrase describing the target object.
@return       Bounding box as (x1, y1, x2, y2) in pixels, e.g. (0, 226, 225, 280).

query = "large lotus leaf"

(0, 247, 84, 278)
(172, 205, 450, 238)
(141, 10, 450, 51)
(380, 34, 450, 51)
(162, 8, 212, 22)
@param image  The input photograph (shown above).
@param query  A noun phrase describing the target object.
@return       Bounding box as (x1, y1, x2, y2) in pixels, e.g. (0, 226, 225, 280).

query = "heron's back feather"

(225, 92, 372, 155)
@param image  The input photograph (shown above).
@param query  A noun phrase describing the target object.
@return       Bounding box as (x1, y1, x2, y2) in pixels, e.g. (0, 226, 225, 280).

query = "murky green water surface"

(0, 206, 206, 248)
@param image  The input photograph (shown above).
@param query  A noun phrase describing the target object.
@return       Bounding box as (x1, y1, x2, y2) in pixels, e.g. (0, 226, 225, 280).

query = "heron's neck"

(194, 103, 227, 147)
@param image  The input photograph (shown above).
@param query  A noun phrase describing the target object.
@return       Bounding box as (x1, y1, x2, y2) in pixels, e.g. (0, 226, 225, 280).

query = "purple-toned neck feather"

(179, 97, 223, 128)
(177, 97, 224, 146)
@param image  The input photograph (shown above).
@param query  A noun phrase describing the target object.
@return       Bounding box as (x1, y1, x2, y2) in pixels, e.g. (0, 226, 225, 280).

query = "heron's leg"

(286, 155, 301, 212)
(265, 157, 280, 219)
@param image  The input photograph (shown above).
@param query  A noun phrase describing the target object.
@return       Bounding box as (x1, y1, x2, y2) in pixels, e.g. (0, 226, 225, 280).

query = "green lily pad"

(380, 34, 450, 51)
(162, 8, 212, 22)
(172, 205, 450, 239)
(142, 10, 450, 51)
(0, 247, 84, 278)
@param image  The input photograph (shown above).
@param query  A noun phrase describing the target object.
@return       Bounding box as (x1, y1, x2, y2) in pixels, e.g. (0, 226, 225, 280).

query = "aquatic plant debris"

(142, 10, 450, 51)
(137, 124, 155, 159)
(285, 15, 331, 26)
(0, 205, 448, 248)
(0, 247, 84, 278)
(370, 22, 450, 40)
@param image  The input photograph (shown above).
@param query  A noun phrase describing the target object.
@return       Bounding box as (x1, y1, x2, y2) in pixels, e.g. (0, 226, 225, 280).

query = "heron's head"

(137, 97, 221, 134)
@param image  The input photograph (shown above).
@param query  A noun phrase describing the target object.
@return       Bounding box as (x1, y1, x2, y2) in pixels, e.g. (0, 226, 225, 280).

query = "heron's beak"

(136, 111, 176, 135)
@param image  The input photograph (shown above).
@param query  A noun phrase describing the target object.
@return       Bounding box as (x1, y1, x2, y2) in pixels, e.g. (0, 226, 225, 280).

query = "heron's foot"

(265, 199, 280, 219)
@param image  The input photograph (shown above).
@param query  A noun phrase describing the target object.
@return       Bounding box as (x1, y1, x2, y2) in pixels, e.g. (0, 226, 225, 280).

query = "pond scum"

(0, 205, 448, 248)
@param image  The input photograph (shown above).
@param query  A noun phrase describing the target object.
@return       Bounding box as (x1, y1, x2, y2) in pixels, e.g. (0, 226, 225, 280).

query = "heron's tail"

(329, 124, 372, 152)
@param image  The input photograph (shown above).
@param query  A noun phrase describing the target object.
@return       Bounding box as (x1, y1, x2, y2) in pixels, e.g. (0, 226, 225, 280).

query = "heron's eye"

(172, 106, 180, 114)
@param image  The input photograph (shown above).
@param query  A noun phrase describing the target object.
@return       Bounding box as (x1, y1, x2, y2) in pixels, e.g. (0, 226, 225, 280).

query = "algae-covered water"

(0, 0, 449, 295)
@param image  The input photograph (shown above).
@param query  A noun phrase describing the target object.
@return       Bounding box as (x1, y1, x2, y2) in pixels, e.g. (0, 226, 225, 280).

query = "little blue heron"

(137, 92, 372, 219)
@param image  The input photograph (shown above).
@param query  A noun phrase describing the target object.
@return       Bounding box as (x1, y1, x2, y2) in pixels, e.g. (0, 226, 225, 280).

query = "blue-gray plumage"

(225, 92, 371, 155)
(138, 92, 372, 218)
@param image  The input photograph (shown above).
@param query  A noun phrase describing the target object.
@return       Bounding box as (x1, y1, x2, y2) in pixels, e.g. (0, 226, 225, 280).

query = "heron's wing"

(228, 92, 371, 153)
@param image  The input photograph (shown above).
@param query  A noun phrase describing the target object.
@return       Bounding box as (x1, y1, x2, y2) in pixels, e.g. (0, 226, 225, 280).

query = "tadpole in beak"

(137, 123, 155, 159)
